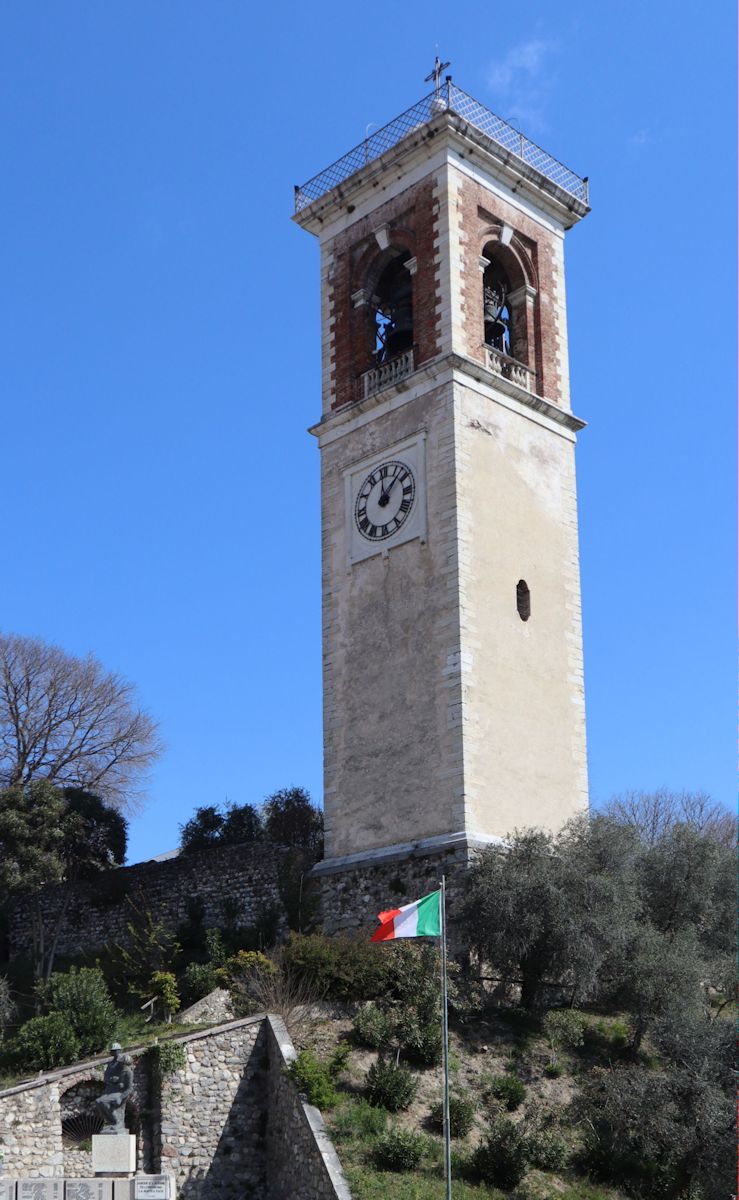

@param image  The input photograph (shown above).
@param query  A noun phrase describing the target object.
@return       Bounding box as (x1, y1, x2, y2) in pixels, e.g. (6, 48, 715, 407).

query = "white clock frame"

(344, 432, 427, 567)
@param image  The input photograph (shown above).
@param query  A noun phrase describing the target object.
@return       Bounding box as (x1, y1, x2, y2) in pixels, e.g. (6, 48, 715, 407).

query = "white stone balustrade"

(359, 348, 414, 400)
(485, 346, 533, 390)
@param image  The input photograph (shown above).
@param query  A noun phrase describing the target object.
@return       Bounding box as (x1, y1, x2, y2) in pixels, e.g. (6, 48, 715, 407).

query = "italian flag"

(371, 888, 442, 942)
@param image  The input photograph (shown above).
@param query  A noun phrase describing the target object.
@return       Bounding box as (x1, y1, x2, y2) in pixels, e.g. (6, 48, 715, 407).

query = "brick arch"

(353, 227, 417, 296)
(480, 230, 538, 376)
(479, 229, 537, 293)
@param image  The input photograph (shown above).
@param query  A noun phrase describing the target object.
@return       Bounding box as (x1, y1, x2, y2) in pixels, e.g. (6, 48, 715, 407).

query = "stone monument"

(91, 1044, 136, 1176)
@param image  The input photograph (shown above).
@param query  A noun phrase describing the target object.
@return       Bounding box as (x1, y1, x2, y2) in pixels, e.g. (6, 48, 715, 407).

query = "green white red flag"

(370, 888, 442, 941)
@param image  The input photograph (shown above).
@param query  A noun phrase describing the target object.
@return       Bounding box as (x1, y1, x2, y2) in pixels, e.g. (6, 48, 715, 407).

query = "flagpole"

(440, 875, 452, 1200)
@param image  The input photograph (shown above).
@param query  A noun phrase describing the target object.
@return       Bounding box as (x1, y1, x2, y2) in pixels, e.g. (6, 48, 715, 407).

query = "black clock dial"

(354, 459, 416, 542)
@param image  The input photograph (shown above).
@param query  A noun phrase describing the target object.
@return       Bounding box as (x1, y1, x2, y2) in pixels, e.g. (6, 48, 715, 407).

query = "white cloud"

(487, 38, 560, 133)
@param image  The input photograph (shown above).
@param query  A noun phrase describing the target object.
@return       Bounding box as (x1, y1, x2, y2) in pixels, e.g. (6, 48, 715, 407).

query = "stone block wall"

(4, 843, 309, 965)
(0, 1016, 351, 1200)
(159, 1021, 266, 1200)
(265, 1016, 350, 1200)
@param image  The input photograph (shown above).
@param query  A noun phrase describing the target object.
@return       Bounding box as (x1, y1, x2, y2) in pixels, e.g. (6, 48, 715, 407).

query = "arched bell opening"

(517, 579, 531, 622)
(371, 250, 414, 365)
(482, 258, 513, 356)
(480, 239, 533, 374)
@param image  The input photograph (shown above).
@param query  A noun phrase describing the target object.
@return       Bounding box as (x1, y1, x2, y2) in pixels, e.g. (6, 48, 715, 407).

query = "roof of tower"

(294, 82, 589, 225)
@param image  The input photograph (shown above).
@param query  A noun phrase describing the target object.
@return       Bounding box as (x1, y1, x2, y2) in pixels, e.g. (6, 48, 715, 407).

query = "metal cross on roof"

(424, 55, 451, 98)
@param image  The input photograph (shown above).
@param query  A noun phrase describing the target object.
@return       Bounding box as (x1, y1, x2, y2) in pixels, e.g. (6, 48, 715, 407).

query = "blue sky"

(1, 3, 735, 863)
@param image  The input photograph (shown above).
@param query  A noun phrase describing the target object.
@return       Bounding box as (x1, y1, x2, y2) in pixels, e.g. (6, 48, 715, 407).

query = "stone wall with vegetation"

(265, 1016, 350, 1200)
(313, 840, 477, 944)
(4, 843, 309, 965)
(0, 1016, 351, 1200)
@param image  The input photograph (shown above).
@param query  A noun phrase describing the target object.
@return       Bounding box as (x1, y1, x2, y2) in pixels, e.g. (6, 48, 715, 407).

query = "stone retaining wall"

(5, 843, 310, 964)
(0, 1016, 351, 1200)
(265, 1016, 350, 1200)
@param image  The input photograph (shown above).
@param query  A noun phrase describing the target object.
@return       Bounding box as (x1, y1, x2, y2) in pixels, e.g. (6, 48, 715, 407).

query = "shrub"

(331, 1098, 387, 1143)
(394, 1012, 442, 1066)
(485, 1073, 527, 1110)
(182, 961, 219, 1002)
(46, 966, 116, 1056)
(13, 1012, 80, 1070)
(428, 1092, 475, 1138)
(472, 1118, 529, 1189)
(373, 1125, 425, 1171)
(150, 971, 180, 1018)
(147, 1040, 187, 1077)
(352, 1003, 391, 1050)
(287, 1049, 339, 1109)
(543, 1061, 563, 1078)
(281, 932, 389, 1000)
(366, 1056, 418, 1112)
(523, 1121, 569, 1170)
(543, 1008, 586, 1051)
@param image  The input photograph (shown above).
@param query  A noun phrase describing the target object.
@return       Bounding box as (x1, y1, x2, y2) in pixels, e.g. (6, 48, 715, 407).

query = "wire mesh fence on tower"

(294, 84, 588, 212)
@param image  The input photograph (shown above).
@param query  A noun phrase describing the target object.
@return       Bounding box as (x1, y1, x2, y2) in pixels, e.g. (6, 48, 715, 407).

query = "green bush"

(281, 932, 389, 1000)
(373, 1125, 425, 1171)
(543, 1008, 587, 1051)
(0, 976, 15, 1038)
(46, 966, 116, 1056)
(472, 1118, 529, 1189)
(543, 1061, 563, 1078)
(394, 1011, 442, 1066)
(182, 961, 219, 1002)
(288, 1049, 340, 1109)
(13, 1012, 80, 1070)
(524, 1122, 569, 1170)
(366, 1057, 418, 1112)
(330, 1098, 387, 1143)
(485, 1073, 527, 1110)
(150, 971, 180, 1018)
(352, 1003, 392, 1049)
(428, 1092, 475, 1138)
(147, 1040, 187, 1077)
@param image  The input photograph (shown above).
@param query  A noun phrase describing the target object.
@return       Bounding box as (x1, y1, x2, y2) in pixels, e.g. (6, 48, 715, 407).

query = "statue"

(95, 1043, 134, 1134)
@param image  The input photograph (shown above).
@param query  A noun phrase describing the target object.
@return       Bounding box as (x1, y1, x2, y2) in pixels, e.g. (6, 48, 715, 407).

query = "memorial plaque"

(111, 1183, 133, 1200)
(134, 1180, 170, 1200)
(0, 1180, 16, 1200)
(66, 1181, 112, 1200)
(19, 1183, 62, 1200)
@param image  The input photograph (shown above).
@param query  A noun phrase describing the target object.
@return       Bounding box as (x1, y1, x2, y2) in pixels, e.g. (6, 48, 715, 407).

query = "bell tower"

(294, 75, 591, 922)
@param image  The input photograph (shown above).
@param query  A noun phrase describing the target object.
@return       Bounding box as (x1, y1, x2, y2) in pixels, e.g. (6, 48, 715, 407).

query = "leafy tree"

(221, 802, 263, 845)
(263, 787, 323, 858)
(638, 823, 735, 958)
(0, 782, 128, 982)
(461, 816, 641, 1008)
(0, 632, 161, 808)
(45, 965, 116, 1056)
(179, 805, 224, 853)
(149, 971, 180, 1021)
(579, 1017, 735, 1200)
(179, 801, 263, 853)
(112, 895, 181, 1000)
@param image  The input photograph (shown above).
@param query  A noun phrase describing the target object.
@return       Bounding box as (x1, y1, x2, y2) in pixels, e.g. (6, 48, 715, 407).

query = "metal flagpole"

(440, 875, 452, 1200)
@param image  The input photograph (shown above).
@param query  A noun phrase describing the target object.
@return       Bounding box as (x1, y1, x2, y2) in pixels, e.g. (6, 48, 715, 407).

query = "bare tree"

(603, 788, 736, 847)
(0, 632, 162, 809)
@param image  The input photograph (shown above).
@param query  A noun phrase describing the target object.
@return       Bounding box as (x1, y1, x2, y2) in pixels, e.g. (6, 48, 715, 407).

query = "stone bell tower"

(294, 73, 590, 925)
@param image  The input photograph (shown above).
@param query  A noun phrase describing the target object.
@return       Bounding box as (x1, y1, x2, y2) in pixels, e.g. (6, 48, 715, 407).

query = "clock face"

(354, 459, 416, 542)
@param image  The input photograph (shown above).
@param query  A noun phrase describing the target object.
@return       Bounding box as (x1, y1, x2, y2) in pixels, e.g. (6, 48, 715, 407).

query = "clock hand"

(379, 474, 402, 505)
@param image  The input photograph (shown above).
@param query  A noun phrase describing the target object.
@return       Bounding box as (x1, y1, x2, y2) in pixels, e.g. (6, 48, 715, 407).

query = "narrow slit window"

(517, 579, 531, 621)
